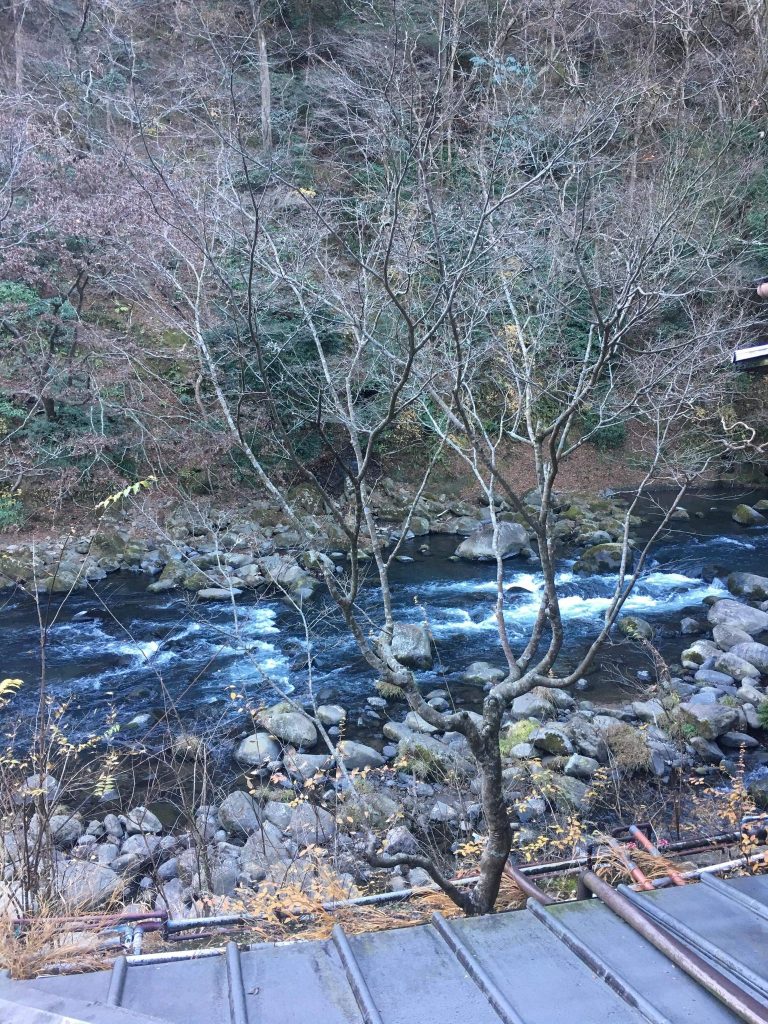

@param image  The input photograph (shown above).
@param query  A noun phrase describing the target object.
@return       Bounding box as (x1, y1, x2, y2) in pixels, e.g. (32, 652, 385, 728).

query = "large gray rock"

(383, 825, 420, 857)
(712, 624, 754, 651)
(707, 600, 768, 637)
(564, 754, 600, 779)
(732, 504, 767, 527)
(317, 704, 346, 727)
(260, 703, 317, 749)
(391, 623, 433, 670)
(531, 725, 573, 756)
(234, 732, 282, 769)
(125, 807, 163, 835)
(728, 642, 768, 675)
(547, 774, 590, 812)
(681, 640, 720, 669)
(728, 573, 768, 602)
(712, 651, 761, 681)
(676, 702, 739, 739)
(463, 662, 506, 686)
(337, 740, 386, 770)
(565, 717, 609, 763)
(55, 860, 123, 910)
(618, 617, 653, 640)
(404, 711, 439, 734)
(574, 543, 625, 575)
(454, 522, 529, 561)
(31, 813, 83, 848)
(286, 803, 336, 846)
(283, 750, 334, 780)
(218, 791, 260, 836)
(511, 690, 554, 720)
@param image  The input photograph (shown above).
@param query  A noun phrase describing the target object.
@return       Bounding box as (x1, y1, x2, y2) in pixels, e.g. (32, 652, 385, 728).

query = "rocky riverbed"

(2, 488, 768, 915)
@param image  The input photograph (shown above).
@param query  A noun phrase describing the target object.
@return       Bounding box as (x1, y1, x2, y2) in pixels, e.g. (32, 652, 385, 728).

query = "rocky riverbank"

(3, 493, 768, 916)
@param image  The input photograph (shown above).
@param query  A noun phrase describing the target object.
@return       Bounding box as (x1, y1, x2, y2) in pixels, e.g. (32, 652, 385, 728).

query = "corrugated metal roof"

(4, 873, 768, 1024)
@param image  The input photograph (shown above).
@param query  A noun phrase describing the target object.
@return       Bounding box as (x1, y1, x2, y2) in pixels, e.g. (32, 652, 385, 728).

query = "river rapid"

(3, 489, 768, 749)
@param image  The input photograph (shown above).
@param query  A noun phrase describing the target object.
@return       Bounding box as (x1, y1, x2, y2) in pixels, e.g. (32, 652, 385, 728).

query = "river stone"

(712, 652, 760, 681)
(241, 823, 289, 874)
(631, 699, 666, 724)
(397, 734, 473, 777)
(218, 791, 260, 836)
(337, 740, 386, 770)
(404, 711, 439, 734)
(286, 803, 336, 846)
(694, 669, 735, 687)
(618, 617, 654, 640)
(382, 721, 415, 743)
(429, 801, 459, 823)
(689, 736, 725, 764)
(547, 774, 590, 812)
(317, 705, 346, 726)
(531, 725, 573, 756)
(384, 825, 420, 857)
(680, 617, 705, 636)
(197, 587, 242, 600)
(234, 732, 282, 769)
(390, 623, 433, 669)
(463, 661, 506, 686)
(712, 624, 754, 651)
(728, 573, 768, 602)
(30, 813, 83, 848)
(13, 773, 60, 806)
(676, 702, 739, 739)
(55, 860, 123, 910)
(732, 504, 766, 527)
(565, 718, 609, 762)
(121, 834, 161, 863)
(728, 642, 768, 675)
(720, 731, 759, 749)
(707, 599, 768, 636)
(125, 807, 163, 835)
(283, 750, 333, 780)
(748, 776, 768, 810)
(564, 754, 600, 779)
(260, 703, 317, 748)
(681, 640, 720, 668)
(511, 691, 554, 720)
(454, 522, 529, 561)
(574, 543, 624, 575)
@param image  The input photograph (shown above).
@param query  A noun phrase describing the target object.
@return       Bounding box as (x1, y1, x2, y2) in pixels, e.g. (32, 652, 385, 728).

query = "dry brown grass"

(0, 915, 105, 980)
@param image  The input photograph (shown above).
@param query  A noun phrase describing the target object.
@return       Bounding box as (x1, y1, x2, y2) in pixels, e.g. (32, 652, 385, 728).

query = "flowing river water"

(3, 489, 768, 751)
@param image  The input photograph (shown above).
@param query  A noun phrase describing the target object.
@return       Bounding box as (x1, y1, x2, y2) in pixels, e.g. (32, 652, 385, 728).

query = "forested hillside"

(1, 0, 767, 530)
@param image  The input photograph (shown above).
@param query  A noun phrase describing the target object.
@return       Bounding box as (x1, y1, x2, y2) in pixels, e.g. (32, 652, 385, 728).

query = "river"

(3, 489, 768, 749)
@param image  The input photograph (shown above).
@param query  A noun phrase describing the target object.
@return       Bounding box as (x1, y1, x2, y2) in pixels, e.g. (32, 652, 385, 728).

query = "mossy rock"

(574, 543, 625, 574)
(732, 504, 766, 527)
(500, 719, 539, 756)
(617, 616, 653, 640)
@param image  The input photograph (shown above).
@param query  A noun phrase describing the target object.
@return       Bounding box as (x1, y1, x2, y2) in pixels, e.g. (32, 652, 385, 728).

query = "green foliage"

(758, 702, 768, 730)
(0, 493, 25, 531)
(580, 410, 627, 450)
(500, 718, 538, 756)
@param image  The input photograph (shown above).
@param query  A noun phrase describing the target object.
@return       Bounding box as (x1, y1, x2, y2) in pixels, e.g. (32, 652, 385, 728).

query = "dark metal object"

(629, 825, 686, 886)
(106, 957, 127, 1007)
(503, 863, 557, 905)
(581, 870, 768, 1024)
(225, 943, 248, 1024)
(332, 925, 383, 1024)
(431, 912, 525, 1024)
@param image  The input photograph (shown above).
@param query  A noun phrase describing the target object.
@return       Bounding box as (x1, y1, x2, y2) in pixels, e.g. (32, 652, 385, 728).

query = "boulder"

(383, 825, 420, 857)
(241, 823, 289, 876)
(574, 543, 625, 575)
(720, 731, 759, 749)
(30, 814, 83, 848)
(260, 703, 317, 749)
(708, 600, 768, 637)
(546, 774, 591, 812)
(337, 740, 386, 770)
(618, 617, 654, 640)
(283, 750, 333, 780)
(712, 652, 760, 681)
(694, 669, 735, 687)
(713, 624, 754, 651)
(511, 690, 555, 720)
(565, 718, 609, 762)
(728, 642, 768, 676)
(732, 504, 766, 527)
(681, 640, 720, 669)
(564, 754, 600, 780)
(631, 699, 666, 724)
(404, 712, 439, 734)
(748, 776, 768, 810)
(218, 791, 260, 836)
(727, 573, 768, 602)
(463, 662, 506, 686)
(124, 807, 163, 835)
(390, 623, 433, 670)
(689, 736, 725, 764)
(429, 801, 459, 823)
(55, 860, 123, 910)
(531, 725, 573, 756)
(286, 802, 336, 846)
(317, 705, 346, 727)
(676, 702, 739, 739)
(454, 522, 529, 561)
(234, 732, 282, 769)
(197, 587, 242, 600)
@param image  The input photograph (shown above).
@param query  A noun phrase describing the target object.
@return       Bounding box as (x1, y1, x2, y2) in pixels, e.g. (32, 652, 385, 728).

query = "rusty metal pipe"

(503, 863, 557, 905)
(629, 825, 686, 886)
(581, 870, 768, 1024)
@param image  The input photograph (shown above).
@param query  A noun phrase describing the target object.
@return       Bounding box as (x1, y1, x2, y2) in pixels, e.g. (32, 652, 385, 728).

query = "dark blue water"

(2, 490, 768, 744)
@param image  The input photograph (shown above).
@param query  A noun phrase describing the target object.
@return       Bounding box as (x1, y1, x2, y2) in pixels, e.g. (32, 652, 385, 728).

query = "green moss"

(500, 718, 538, 756)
